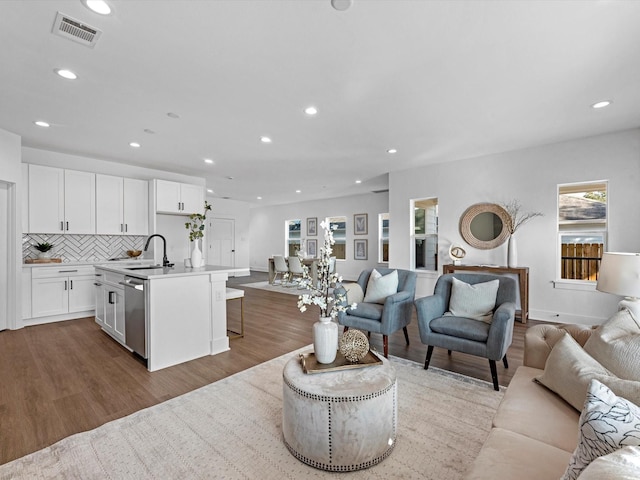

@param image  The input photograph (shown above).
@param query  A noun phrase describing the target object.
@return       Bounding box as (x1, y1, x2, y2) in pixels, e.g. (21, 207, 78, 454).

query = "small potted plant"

(34, 242, 54, 259)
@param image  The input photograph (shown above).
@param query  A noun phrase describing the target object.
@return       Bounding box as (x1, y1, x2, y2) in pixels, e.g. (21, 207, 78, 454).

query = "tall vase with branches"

(297, 220, 356, 363)
(185, 201, 212, 267)
(501, 200, 543, 267)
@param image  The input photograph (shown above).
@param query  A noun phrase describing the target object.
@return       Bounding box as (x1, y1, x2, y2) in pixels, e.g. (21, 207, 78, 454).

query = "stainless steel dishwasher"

(121, 276, 148, 359)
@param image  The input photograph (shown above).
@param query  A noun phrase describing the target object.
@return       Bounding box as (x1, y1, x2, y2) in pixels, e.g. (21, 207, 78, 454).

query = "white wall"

(207, 197, 251, 270)
(0, 128, 22, 329)
(250, 192, 389, 281)
(390, 128, 640, 325)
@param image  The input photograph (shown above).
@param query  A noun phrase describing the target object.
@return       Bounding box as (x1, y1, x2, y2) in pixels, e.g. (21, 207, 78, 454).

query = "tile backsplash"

(23, 234, 146, 262)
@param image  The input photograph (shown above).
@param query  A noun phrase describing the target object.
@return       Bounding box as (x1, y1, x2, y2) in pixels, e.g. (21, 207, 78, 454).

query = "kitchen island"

(94, 264, 249, 372)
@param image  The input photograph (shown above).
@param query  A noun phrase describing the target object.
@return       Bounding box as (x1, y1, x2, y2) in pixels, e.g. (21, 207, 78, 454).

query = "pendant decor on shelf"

(339, 329, 369, 363)
(507, 235, 518, 268)
(313, 317, 338, 364)
(185, 200, 211, 269)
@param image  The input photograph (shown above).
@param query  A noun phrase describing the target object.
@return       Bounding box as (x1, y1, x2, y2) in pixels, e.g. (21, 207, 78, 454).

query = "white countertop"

(23, 259, 153, 268)
(95, 264, 250, 280)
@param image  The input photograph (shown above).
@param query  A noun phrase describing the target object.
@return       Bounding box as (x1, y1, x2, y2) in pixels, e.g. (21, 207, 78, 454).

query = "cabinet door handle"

(70, 280, 73, 290)
(125, 223, 128, 233)
(94, 283, 102, 286)
(120, 223, 123, 232)
(59, 270, 78, 273)
(108, 291, 115, 304)
(66, 221, 69, 231)
(60, 221, 64, 231)
(95, 273, 103, 277)
(64, 280, 68, 291)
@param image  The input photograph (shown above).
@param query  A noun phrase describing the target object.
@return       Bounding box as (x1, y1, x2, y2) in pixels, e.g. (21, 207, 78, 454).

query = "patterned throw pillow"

(561, 379, 640, 480)
(446, 277, 499, 324)
(363, 269, 398, 304)
(577, 446, 640, 479)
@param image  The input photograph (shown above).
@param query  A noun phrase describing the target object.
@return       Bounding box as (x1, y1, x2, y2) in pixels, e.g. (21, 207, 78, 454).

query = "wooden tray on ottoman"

(300, 350, 382, 374)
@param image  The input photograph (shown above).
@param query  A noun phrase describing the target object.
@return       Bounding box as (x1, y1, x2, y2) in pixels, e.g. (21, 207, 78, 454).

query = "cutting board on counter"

(24, 258, 62, 264)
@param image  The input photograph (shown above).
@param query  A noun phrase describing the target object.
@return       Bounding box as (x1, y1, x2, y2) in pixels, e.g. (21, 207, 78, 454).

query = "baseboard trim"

(530, 309, 606, 326)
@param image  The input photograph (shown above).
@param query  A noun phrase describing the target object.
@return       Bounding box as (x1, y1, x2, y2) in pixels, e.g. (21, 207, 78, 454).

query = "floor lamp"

(596, 252, 640, 321)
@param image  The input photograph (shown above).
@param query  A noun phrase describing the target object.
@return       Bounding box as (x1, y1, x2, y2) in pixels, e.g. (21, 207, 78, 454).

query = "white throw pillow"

(584, 308, 640, 381)
(446, 277, 499, 323)
(363, 269, 398, 304)
(535, 333, 640, 411)
(577, 446, 640, 479)
(561, 380, 640, 480)
(343, 283, 364, 304)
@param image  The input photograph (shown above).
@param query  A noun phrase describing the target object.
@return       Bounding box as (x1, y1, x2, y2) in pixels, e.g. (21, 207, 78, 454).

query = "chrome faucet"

(144, 234, 173, 267)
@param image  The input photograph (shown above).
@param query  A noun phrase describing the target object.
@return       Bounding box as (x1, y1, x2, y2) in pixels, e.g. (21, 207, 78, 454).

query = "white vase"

(507, 235, 518, 267)
(313, 316, 338, 364)
(190, 240, 202, 268)
(37, 252, 51, 259)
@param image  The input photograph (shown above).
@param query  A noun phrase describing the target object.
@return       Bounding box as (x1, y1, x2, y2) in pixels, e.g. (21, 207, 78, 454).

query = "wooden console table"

(442, 264, 529, 323)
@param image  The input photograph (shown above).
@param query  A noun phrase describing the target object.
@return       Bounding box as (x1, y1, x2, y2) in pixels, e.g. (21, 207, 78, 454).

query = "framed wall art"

(307, 217, 317, 236)
(354, 213, 368, 235)
(307, 239, 317, 258)
(354, 239, 368, 260)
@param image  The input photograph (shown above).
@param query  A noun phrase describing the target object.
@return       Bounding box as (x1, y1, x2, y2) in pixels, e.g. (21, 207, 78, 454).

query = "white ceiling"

(1, 1, 639, 206)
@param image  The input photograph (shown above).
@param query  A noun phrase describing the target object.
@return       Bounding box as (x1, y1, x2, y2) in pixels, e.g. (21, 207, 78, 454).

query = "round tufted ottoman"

(282, 354, 397, 472)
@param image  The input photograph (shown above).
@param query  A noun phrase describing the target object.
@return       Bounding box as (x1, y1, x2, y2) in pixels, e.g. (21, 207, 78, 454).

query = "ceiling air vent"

(52, 12, 102, 48)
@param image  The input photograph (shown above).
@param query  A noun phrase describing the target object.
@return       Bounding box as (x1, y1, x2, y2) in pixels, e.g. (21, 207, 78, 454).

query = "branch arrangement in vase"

(501, 200, 543, 234)
(297, 220, 356, 319)
(185, 201, 212, 242)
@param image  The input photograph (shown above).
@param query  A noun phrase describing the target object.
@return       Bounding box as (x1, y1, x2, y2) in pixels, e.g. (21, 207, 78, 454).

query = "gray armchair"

(414, 273, 517, 390)
(335, 268, 417, 358)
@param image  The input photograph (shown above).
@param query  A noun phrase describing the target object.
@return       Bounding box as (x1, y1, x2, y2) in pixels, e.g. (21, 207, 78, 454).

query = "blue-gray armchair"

(335, 268, 417, 358)
(414, 273, 517, 390)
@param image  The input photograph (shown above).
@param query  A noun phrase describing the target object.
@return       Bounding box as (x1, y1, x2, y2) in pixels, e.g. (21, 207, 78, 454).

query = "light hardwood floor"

(0, 271, 543, 465)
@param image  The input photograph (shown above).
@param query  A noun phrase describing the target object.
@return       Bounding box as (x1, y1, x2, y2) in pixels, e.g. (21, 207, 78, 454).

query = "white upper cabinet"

(64, 169, 96, 234)
(96, 174, 124, 235)
(28, 165, 96, 234)
(155, 179, 204, 215)
(28, 164, 65, 234)
(96, 175, 148, 235)
(123, 178, 148, 235)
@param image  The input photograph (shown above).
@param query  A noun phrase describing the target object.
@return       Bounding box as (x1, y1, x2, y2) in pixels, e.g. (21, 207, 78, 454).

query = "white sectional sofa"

(465, 310, 640, 480)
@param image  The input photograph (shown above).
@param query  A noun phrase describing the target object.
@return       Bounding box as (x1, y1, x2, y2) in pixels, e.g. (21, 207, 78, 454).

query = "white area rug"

(0, 348, 503, 479)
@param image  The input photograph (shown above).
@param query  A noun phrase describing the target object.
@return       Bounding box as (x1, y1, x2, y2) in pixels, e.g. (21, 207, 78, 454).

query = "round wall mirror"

(459, 203, 511, 250)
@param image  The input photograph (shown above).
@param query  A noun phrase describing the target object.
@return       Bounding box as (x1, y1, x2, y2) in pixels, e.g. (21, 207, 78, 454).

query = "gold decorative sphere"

(339, 329, 370, 362)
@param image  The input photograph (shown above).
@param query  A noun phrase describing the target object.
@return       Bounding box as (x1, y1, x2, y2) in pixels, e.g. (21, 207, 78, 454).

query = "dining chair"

(273, 255, 289, 285)
(287, 256, 305, 288)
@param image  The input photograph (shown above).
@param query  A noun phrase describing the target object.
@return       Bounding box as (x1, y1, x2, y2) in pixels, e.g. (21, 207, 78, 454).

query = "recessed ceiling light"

(129, 142, 141, 148)
(55, 69, 77, 80)
(296, 190, 301, 193)
(226, 176, 234, 180)
(207, 189, 213, 193)
(83, 0, 112, 15)
(387, 148, 397, 154)
(304, 106, 318, 115)
(167, 112, 180, 119)
(355, 180, 362, 184)
(204, 158, 214, 164)
(331, 0, 353, 11)
(260, 136, 272, 143)
(144, 129, 155, 134)
(257, 196, 262, 200)
(34, 121, 50, 128)
(591, 100, 612, 109)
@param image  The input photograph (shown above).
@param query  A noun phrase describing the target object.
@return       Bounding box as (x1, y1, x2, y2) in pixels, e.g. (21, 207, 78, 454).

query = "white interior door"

(208, 218, 235, 268)
(0, 182, 8, 331)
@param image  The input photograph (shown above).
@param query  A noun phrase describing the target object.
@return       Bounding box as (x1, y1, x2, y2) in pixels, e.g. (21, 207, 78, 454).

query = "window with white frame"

(286, 219, 301, 256)
(558, 181, 607, 281)
(413, 198, 438, 271)
(326, 216, 346, 260)
(379, 213, 389, 263)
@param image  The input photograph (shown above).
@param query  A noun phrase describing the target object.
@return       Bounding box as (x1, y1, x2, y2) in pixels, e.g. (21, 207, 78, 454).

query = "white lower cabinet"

(94, 271, 126, 344)
(31, 266, 95, 318)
